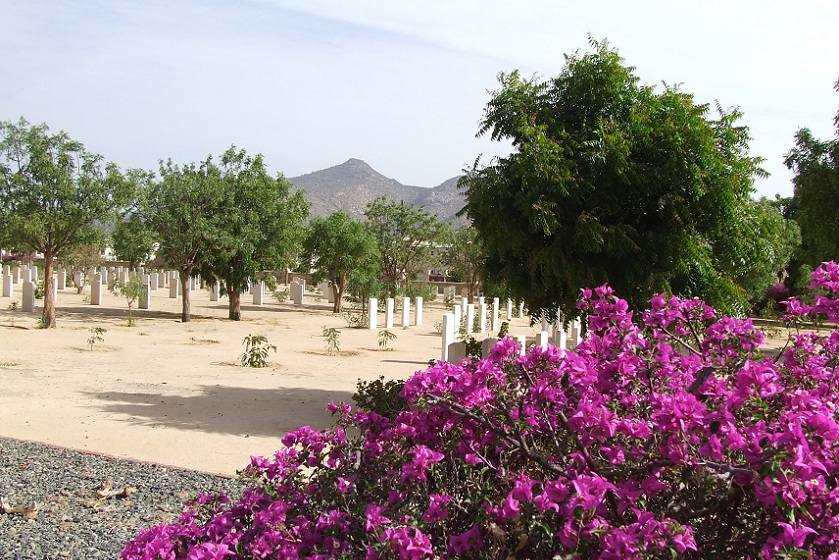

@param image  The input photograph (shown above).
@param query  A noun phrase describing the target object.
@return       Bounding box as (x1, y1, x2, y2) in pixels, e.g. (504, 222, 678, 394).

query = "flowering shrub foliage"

(122, 263, 839, 559)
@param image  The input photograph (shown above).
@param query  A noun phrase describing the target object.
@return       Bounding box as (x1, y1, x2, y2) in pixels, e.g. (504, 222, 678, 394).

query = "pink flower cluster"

(122, 263, 839, 559)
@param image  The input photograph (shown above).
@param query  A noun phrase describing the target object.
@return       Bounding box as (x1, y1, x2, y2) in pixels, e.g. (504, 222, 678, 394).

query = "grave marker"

(401, 297, 410, 328)
(414, 296, 423, 326)
(368, 297, 378, 329)
(90, 274, 102, 305)
(22, 281, 35, 312)
(441, 312, 456, 361)
(385, 298, 395, 328)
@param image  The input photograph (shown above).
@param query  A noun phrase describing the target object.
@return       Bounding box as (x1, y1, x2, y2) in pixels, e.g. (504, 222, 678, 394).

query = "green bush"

(353, 375, 407, 419)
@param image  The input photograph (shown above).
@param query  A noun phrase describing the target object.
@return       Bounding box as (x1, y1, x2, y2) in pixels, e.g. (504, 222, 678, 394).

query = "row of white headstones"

(434, 296, 583, 363)
(3, 264, 583, 362)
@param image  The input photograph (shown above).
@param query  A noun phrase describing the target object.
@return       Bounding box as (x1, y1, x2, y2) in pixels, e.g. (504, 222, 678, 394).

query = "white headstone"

(479, 303, 487, 333)
(209, 281, 220, 302)
(465, 303, 475, 334)
(101, 268, 109, 285)
(253, 281, 265, 305)
(58, 269, 67, 291)
(401, 297, 410, 328)
(507, 299, 513, 321)
(518, 300, 524, 319)
(139, 274, 151, 310)
(385, 298, 395, 329)
(447, 341, 467, 364)
(11, 266, 20, 284)
(169, 274, 180, 298)
(51, 274, 58, 302)
(478, 296, 485, 306)
(368, 297, 378, 329)
(538, 331, 549, 350)
(414, 296, 423, 326)
(2, 273, 11, 297)
(557, 330, 568, 353)
(90, 274, 102, 305)
(481, 337, 499, 359)
(441, 312, 456, 361)
(516, 334, 527, 356)
(22, 268, 32, 283)
(492, 297, 500, 333)
(453, 304, 462, 331)
(291, 281, 305, 305)
(22, 281, 35, 312)
(149, 272, 159, 291)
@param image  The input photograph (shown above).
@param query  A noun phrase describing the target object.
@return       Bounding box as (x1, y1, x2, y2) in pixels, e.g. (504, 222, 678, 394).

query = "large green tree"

(198, 147, 309, 321)
(364, 196, 449, 297)
(139, 161, 219, 323)
(0, 118, 131, 327)
(459, 40, 775, 320)
(785, 80, 839, 272)
(111, 209, 155, 271)
(299, 211, 379, 313)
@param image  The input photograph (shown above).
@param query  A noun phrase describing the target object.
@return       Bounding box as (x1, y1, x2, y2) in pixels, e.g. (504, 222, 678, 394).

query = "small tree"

(110, 275, 145, 326)
(61, 236, 105, 294)
(364, 196, 450, 297)
(300, 211, 380, 313)
(442, 225, 484, 302)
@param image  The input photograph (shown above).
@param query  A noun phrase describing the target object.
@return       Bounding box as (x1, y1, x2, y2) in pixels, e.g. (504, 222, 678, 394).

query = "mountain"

(287, 158, 466, 223)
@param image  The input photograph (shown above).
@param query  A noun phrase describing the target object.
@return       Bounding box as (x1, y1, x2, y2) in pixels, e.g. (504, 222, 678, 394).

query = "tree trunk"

(229, 290, 241, 321)
(332, 273, 345, 313)
(42, 252, 56, 328)
(179, 269, 191, 322)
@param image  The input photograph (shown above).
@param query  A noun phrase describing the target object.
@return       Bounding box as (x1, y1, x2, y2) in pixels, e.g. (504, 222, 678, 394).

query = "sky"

(2, 1, 837, 199)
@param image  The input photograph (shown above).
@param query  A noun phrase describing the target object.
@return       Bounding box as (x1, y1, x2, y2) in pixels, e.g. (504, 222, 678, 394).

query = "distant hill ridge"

(288, 158, 465, 223)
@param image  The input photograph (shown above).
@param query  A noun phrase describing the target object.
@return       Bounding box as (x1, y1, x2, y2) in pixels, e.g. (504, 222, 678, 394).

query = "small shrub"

(87, 327, 107, 351)
(432, 320, 444, 335)
(322, 326, 340, 355)
(343, 305, 369, 329)
(497, 320, 510, 338)
(7, 301, 19, 327)
(461, 335, 482, 360)
(377, 329, 396, 350)
(33, 280, 45, 300)
(240, 334, 276, 368)
(272, 287, 289, 303)
(353, 375, 407, 419)
(36, 315, 48, 329)
(110, 275, 146, 326)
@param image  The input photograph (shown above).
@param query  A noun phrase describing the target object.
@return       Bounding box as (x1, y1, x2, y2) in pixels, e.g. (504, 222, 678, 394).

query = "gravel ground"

(0, 437, 249, 559)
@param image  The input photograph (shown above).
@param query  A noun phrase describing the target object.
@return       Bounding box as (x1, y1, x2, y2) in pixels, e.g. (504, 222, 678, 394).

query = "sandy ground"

(0, 282, 540, 476)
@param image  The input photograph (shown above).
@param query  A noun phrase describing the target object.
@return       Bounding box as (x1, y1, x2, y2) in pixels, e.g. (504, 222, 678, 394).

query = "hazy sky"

(2, 1, 837, 198)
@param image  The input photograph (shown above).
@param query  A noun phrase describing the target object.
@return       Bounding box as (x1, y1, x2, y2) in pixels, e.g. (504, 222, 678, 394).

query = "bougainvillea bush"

(122, 263, 839, 559)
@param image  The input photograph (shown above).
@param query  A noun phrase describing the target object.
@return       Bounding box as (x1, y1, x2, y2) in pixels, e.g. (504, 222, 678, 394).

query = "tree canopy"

(459, 39, 779, 321)
(299, 211, 379, 313)
(441, 225, 484, 302)
(139, 160, 220, 322)
(198, 147, 309, 320)
(785, 79, 839, 275)
(0, 118, 132, 327)
(364, 196, 449, 298)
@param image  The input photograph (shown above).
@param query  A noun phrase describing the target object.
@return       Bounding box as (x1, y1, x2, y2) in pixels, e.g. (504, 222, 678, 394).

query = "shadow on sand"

(84, 385, 354, 438)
